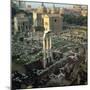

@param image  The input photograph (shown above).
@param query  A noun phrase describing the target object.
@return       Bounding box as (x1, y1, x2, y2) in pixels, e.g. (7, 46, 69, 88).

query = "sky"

(18, 0, 74, 9)
(27, 2, 73, 8)
(15, 0, 87, 9)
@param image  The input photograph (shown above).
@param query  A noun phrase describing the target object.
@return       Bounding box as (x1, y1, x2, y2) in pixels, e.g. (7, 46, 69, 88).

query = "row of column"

(43, 32, 53, 68)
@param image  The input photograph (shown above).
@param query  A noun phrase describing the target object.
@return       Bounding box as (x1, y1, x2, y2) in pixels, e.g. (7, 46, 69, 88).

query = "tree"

(63, 14, 87, 26)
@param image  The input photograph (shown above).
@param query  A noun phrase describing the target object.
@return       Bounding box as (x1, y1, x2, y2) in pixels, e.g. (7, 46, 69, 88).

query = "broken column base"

(42, 57, 54, 69)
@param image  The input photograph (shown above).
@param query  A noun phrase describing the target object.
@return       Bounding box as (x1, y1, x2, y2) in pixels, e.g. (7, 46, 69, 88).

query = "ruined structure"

(43, 14, 63, 34)
(43, 30, 53, 68)
(14, 10, 33, 34)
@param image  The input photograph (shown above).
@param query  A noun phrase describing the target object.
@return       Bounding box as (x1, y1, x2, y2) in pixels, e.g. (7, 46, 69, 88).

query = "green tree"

(63, 14, 87, 26)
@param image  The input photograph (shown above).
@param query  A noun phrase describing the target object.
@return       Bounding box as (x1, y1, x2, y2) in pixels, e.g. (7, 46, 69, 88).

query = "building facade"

(43, 14, 63, 34)
(14, 11, 33, 34)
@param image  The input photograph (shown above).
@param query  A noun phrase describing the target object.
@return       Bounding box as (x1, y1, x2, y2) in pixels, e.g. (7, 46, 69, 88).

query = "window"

(54, 19, 57, 22)
(26, 25, 28, 29)
(23, 22, 24, 26)
(18, 26, 20, 30)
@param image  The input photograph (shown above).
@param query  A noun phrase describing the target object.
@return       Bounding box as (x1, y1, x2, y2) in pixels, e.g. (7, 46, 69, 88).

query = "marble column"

(42, 31, 53, 68)
(49, 36, 53, 62)
(43, 38, 46, 68)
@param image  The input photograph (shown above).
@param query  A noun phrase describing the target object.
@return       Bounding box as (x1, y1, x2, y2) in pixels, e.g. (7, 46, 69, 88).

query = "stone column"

(49, 36, 53, 62)
(47, 36, 50, 63)
(42, 31, 53, 68)
(43, 38, 46, 68)
(14, 17, 18, 34)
